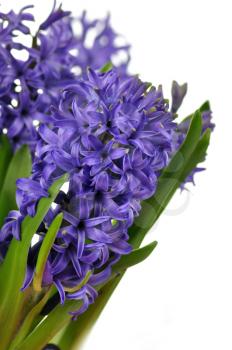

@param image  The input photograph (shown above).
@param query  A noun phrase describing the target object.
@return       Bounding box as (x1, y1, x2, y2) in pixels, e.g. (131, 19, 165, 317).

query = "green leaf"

(0, 145, 31, 227)
(100, 61, 113, 73)
(129, 109, 203, 248)
(0, 174, 68, 350)
(112, 241, 158, 273)
(33, 213, 63, 292)
(200, 100, 211, 112)
(0, 135, 13, 191)
(182, 128, 211, 179)
(181, 100, 211, 125)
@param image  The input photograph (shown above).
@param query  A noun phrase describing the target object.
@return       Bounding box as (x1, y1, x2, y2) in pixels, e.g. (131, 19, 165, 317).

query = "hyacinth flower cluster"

(1, 68, 177, 317)
(0, 4, 214, 350)
(0, 4, 130, 149)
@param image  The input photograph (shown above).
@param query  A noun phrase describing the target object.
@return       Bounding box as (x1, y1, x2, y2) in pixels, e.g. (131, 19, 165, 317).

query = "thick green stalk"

(14, 300, 82, 350)
(0, 288, 33, 350)
(8, 288, 53, 350)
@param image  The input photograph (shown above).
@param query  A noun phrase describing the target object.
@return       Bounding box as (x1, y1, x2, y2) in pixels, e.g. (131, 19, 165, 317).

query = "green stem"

(8, 288, 53, 350)
(14, 300, 82, 350)
(0, 288, 32, 350)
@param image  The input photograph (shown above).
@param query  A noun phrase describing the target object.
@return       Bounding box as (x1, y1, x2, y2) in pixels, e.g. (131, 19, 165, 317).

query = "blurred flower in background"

(0, 4, 130, 149)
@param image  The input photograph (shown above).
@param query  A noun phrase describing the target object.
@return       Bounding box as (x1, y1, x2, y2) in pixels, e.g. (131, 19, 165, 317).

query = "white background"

(2, 0, 232, 349)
